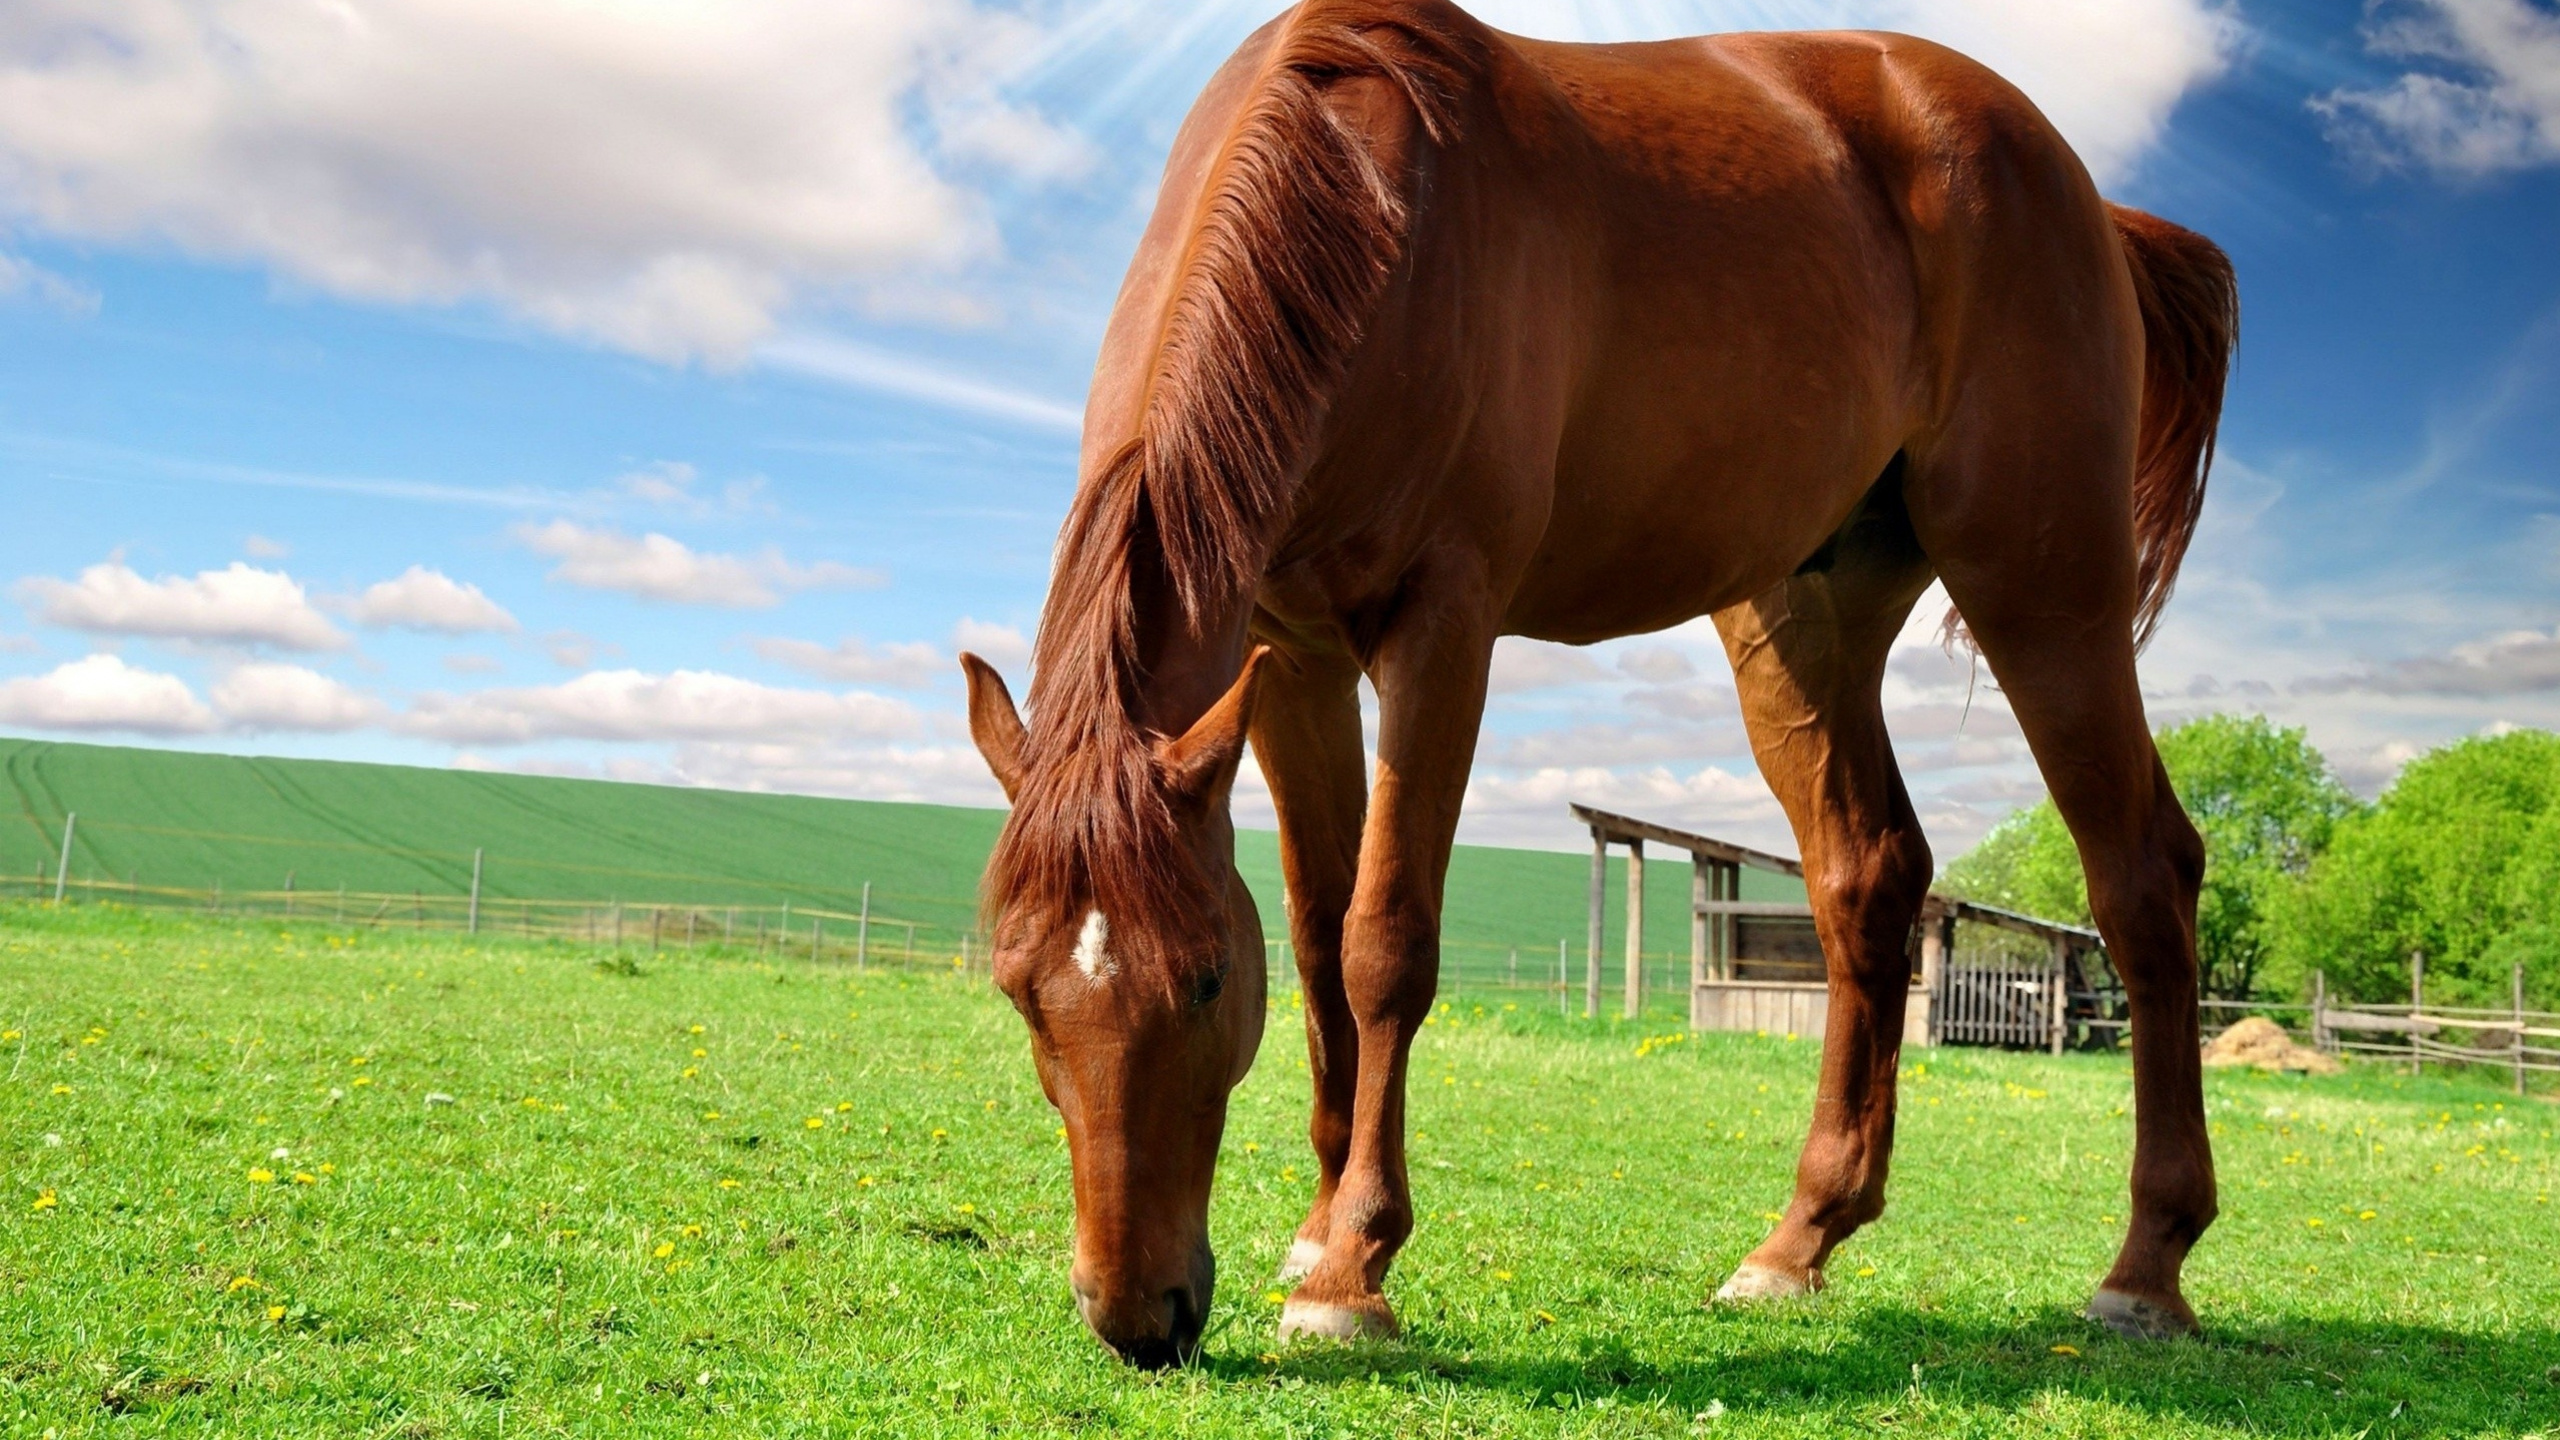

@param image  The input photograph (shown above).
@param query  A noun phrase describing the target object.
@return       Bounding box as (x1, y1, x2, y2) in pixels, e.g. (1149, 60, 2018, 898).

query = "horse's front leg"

(1278, 589, 1495, 1343)
(1248, 644, 1370, 1287)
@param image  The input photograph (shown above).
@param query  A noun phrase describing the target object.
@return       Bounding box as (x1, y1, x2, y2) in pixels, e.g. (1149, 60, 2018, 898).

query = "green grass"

(7, 904, 2556, 1438)
(0, 734, 1794, 987)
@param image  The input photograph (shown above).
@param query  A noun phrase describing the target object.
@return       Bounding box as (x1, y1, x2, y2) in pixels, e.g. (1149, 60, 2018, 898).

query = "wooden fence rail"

(2203, 966, 2554, 1095)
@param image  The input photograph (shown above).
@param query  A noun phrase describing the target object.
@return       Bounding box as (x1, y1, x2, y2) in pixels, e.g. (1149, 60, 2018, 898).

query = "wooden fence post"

(52, 812, 75, 904)
(1690, 852, 1709, 993)
(1623, 839, 1645, 1020)
(855, 882, 871, 971)
(284, 871, 296, 918)
(1557, 938, 1569, 1019)
(1585, 830, 1606, 1020)
(2311, 969, 2329, 1054)
(2410, 951, 2425, 1075)
(812, 917, 823, 963)
(467, 849, 482, 934)
(2517, 963, 2530, 1098)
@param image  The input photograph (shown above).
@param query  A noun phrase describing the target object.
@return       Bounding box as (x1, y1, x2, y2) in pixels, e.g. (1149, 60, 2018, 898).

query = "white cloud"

(0, 250, 97, 313)
(210, 662, 380, 732)
(2314, 0, 2560, 175)
(1460, 762, 1789, 851)
(952, 617, 1031, 669)
(756, 333, 1084, 431)
(614, 461, 700, 506)
(241, 534, 290, 559)
(753, 635, 945, 688)
(1489, 638, 1611, 695)
(513, 520, 883, 607)
(404, 669, 921, 746)
(339, 566, 518, 634)
(15, 559, 346, 650)
(0, 0, 1081, 363)
(2295, 623, 2560, 697)
(1616, 646, 1696, 684)
(0, 653, 215, 733)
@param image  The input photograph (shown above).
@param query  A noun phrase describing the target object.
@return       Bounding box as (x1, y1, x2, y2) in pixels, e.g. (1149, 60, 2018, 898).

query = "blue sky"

(1, 0, 2555, 855)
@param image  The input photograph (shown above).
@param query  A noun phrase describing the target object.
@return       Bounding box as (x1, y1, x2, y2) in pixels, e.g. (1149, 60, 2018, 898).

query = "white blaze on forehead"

(1071, 909, 1115, 981)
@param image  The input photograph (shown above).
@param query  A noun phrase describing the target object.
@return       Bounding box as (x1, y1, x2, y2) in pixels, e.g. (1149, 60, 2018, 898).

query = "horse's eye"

(1190, 967, 1225, 1008)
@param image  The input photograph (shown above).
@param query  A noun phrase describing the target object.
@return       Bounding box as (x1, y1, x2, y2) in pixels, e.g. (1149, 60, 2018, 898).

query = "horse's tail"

(2109, 203, 2238, 650)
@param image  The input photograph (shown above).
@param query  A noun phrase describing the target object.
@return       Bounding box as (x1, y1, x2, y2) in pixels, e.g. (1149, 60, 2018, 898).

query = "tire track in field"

(241, 757, 472, 893)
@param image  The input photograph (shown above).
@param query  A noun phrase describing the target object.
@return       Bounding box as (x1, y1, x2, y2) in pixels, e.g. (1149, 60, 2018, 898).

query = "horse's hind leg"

(1247, 643, 1369, 1285)
(1913, 418, 2215, 1337)
(1709, 487, 1938, 1301)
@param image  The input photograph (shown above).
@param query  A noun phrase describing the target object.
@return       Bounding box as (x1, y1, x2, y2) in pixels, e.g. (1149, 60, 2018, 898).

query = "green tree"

(2268, 729, 2560, 1009)
(1939, 713, 2357, 1000)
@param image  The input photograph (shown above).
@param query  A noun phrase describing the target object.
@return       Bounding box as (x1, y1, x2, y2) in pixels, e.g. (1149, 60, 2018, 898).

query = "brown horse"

(961, 0, 2235, 1365)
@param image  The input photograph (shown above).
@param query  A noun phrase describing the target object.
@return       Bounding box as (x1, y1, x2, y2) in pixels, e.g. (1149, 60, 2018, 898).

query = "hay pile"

(2202, 1016, 2342, 1074)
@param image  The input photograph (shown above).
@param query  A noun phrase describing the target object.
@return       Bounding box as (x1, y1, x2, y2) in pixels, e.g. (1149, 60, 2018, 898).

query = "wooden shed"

(1570, 804, 2121, 1051)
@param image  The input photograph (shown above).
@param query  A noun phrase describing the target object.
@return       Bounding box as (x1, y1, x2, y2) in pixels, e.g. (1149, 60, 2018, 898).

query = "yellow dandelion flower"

(1263, 1290, 1285, 1304)
(350, 1056, 369, 1067)
(2306, 1217, 2324, 1228)
(1535, 1309, 1559, 1325)
(1857, 1266, 1876, 1278)
(1243, 1141, 1260, 1154)
(1494, 1269, 1514, 1281)
(930, 1128, 949, 1140)
(703, 1111, 722, 1121)
(320, 1163, 336, 1174)
(718, 1179, 741, 1190)
(2050, 1344, 2081, 1357)
(681, 1067, 699, 1079)
(681, 1224, 704, 1238)
(248, 1168, 276, 1184)
(228, 1275, 259, 1292)
(267, 1304, 287, 1322)
(836, 1102, 853, 1113)
(857, 1175, 876, 1187)
(1281, 1167, 1298, 1182)
(351, 1076, 372, 1087)
(805, 1117, 826, 1130)
(31, 1190, 57, 1212)
(690, 1025, 706, 1034)
(653, 1242, 675, 1259)
(692, 1048, 707, 1059)
(292, 1173, 316, 1185)
(50, 1084, 71, 1095)
(0, 1029, 16, 1040)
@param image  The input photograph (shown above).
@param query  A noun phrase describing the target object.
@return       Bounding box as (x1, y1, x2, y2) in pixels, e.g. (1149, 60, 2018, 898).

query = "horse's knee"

(1341, 893, 1438, 1026)
(1811, 825, 1933, 963)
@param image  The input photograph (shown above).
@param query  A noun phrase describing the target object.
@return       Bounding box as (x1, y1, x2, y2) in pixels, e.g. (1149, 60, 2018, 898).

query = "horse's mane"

(984, 2, 1465, 973)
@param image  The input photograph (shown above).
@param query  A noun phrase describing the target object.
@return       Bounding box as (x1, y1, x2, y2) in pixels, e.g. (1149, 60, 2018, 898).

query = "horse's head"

(959, 648, 1271, 1367)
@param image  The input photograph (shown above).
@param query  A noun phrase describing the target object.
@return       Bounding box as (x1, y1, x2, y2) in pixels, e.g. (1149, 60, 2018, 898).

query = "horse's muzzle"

(1072, 1245, 1214, 1368)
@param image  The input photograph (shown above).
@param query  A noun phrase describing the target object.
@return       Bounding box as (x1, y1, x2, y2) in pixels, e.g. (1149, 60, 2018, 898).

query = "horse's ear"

(1159, 647, 1273, 806)
(960, 653, 1027, 802)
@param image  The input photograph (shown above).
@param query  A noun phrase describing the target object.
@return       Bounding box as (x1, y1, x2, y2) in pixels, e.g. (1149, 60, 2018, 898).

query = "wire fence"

(3, 867, 1710, 1016)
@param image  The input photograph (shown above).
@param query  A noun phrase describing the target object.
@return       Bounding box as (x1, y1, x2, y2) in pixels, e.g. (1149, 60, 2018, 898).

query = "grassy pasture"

(5, 904, 2557, 1438)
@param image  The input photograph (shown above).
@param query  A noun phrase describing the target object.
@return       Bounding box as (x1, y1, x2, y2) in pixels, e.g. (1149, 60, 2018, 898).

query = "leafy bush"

(1940, 714, 2357, 1000)
(2267, 730, 2560, 1009)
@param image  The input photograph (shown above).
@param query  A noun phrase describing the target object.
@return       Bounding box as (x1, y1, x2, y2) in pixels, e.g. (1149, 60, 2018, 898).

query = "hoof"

(1273, 1238, 1326, 1286)
(2084, 1288, 2198, 1340)
(1715, 1263, 1821, 1304)
(1278, 1298, 1397, 1343)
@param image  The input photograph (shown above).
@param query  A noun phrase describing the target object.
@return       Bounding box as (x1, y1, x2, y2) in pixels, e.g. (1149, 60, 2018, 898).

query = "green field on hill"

(0, 737, 1797, 988)
(3, 905, 2554, 1437)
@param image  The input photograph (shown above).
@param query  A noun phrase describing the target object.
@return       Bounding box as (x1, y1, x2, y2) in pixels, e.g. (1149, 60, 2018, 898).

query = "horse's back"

(1474, 22, 2134, 634)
